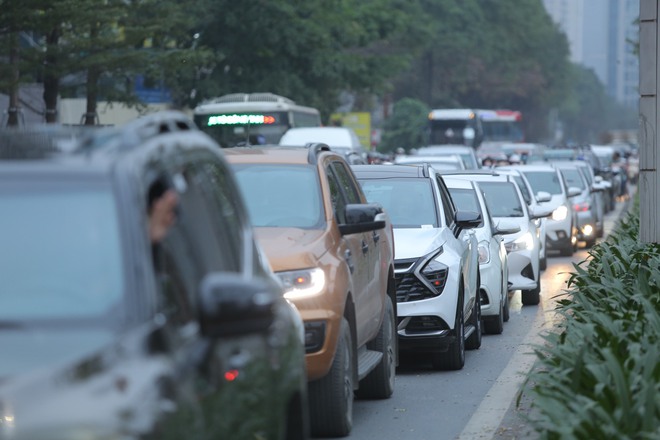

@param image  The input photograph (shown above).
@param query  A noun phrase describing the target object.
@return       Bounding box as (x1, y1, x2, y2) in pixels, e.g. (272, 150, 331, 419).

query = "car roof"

(0, 111, 205, 173)
(223, 144, 342, 165)
(497, 164, 557, 172)
(442, 176, 475, 189)
(351, 164, 428, 178)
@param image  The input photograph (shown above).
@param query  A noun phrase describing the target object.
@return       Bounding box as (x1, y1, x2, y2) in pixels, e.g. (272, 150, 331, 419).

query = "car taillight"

(573, 202, 590, 212)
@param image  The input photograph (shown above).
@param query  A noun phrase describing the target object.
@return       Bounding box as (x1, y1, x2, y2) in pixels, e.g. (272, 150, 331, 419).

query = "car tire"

(431, 289, 465, 371)
(466, 285, 482, 350)
(522, 280, 541, 306)
(502, 290, 510, 322)
(559, 243, 573, 257)
(484, 291, 504, 335)
(356, 296, 396, 399)
(308, 317, 353, 437)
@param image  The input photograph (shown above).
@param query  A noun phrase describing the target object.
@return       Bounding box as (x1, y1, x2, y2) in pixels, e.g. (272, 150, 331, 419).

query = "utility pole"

(639, 0, 660, 243)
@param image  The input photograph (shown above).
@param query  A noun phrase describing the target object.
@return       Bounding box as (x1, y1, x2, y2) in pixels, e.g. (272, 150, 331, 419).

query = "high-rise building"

(543, 0, 639, 108)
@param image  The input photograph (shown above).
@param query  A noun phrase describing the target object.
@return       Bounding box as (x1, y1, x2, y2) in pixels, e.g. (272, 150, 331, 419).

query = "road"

(333, 197, 631, 440)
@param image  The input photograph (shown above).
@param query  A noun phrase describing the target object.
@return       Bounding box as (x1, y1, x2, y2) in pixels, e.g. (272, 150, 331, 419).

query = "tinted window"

(331, 161, 361, 204)
(559, 168, 585, 190)
(447, 187, 484, 227)
(523, 171, 563, 195)
(479, 182, 525, 218)
(200, 159, 246, 267)
(0, 183, 124, 320)
(360, 178, 438, 228)
(232, 164, 324, 228)
(292, 110, 322, 127)
(512, 175, 532, 204)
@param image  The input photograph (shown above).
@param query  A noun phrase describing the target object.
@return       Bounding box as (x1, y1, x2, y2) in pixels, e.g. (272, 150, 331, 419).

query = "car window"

(559, 168, 585, 190)
(0, 182, 124, 321)
(359, 178, 438, 228)
(479, 181, 525, 218)
(326, 168, 347, 224)
(331, 161, 361, 204)
(232, 164, 324, 228)
(522, 171, 563, 195)
(199, 158, 247, 266)
(447, 187, 485, 227)
(436, 176, 456, 228)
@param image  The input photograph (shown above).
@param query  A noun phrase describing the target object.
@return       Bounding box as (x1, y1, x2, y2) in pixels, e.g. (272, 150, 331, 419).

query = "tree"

(195, 0, 432, 120)
(378, 97, 429, 153)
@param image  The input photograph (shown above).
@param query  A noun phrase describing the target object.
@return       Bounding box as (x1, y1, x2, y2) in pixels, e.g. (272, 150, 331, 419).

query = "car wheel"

(308, 317, 353, 437)
(484, 291, 504, 335)
(503, 290, 510, 322)
(559, 242, 573, 256)
(522, 280, 541, 306)
(466, 286, 482, 350)
(356, 296, 396, 399)
(431, 289, 465, 371)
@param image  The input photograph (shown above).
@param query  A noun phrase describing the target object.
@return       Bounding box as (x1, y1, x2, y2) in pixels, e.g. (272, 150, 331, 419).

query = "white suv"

(352, 164, 481, 370)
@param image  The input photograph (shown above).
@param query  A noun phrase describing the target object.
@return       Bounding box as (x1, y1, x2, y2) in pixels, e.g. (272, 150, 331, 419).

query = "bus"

(426, 108, 484, 149)
(193, 93, 322, 148)
(479, 109, 524, 144)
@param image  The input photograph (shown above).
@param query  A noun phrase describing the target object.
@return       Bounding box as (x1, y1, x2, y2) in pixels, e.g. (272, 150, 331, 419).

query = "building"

(543, 0, 639, 108)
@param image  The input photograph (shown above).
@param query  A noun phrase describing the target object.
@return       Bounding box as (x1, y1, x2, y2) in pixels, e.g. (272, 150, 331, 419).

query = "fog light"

(304, 321, 326, 353)
(582, 224, 594, 236)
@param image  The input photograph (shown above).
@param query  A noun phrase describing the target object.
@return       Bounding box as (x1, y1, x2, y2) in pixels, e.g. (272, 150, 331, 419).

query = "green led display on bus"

(207, 114, 276, 126)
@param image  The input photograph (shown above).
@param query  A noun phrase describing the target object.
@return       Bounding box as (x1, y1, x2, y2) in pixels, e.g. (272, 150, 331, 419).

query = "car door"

(193, 152, 283, 438)
(436, 175, 478, 313)
(325, 159, 378, 343)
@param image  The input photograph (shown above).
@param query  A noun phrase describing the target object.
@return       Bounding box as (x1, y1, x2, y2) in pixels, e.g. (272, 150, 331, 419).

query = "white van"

(279, 126, 366, 162)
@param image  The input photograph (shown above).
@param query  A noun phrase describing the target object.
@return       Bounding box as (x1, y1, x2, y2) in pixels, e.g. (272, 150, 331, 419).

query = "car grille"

(395, 269, 448, 302)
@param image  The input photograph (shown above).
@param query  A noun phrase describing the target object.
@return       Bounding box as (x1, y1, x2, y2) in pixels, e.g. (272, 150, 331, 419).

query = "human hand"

(149, 189, 179, 243)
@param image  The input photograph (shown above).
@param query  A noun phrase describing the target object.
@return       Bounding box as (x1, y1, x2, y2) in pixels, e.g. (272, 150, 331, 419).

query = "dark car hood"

(0, 328, 115, 380)
(0, 325, 175, 439)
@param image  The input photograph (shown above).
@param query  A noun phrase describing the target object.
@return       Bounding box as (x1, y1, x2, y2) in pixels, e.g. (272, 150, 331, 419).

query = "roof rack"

(439, 169, 501, 177)
(306, 142, 331, 164)
(0, 125, 90, 159)
(79, 110, 196, 152)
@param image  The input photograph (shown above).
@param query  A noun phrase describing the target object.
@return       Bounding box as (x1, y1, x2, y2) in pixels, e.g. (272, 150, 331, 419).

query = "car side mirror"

(199, 272, 277, 338)
(454, 210, 481, 237)
(529, 206, 553, 219)
(567, 187, 581, 197)
(535, 191, 552, 203)
(339, 203, 386, 235)
(492, 218, 521, 235)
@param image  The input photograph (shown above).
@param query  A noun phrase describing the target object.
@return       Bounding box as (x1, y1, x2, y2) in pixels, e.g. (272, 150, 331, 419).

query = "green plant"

(526, 200, 660, 439)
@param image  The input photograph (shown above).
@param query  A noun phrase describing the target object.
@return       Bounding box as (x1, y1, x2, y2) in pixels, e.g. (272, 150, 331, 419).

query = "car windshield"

(559, 168, 585, 190)
(447, 187, 484, 227)
(479, 182, 525, 218)
(0, 183, 124, 321)
(522, 171, 563, 195)
(359, 178, 438, 228)
(232, 164, 324, 228)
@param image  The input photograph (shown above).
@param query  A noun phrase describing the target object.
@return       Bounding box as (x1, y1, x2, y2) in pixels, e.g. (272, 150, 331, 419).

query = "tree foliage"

(378, 97, 429, 153)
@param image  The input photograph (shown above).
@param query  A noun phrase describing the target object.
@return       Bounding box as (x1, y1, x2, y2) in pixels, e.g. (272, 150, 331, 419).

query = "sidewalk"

(489, 191, 634, 440)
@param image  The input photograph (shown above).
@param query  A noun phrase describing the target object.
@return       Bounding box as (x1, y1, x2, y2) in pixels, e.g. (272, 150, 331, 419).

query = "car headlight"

(420, 251, 448, 295)
(551, 205, 568, 221)
(478, 241, 490, 264)
(278, 268, 326, 299)
(505, 232, 534, 252)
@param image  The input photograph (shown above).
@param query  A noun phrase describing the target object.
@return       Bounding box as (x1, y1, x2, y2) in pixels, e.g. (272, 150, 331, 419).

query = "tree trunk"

(6, 28, 20, 127)
(43, 28, 60, 124)
(84, 66, 100, 125)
